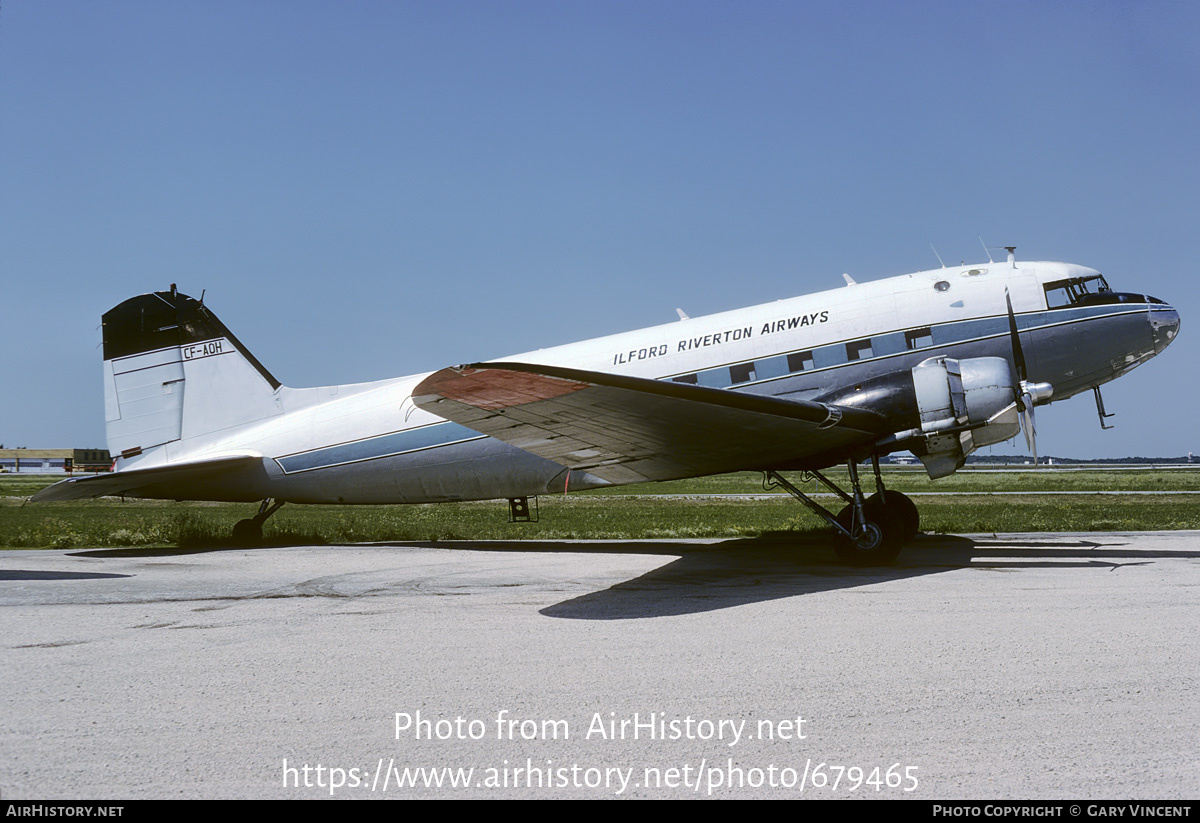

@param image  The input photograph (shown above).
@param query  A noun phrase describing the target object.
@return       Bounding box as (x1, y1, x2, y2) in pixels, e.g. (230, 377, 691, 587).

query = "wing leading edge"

(412, 362, 888, 484)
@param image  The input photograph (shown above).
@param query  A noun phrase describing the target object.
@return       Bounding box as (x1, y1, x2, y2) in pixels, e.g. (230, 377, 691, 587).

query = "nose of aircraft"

(1149, 300, 1180, 355)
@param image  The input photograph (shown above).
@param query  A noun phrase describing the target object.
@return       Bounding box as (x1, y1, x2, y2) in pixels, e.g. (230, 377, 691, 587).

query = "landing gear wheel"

(833, 503, 903, 566)
(864, 491, 920, 544)
(231, 518, 263, 545)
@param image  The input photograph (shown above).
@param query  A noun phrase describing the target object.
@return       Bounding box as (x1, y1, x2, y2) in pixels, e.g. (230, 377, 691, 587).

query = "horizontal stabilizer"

(413, 362, 886, 484)
(31, 454, 263, 502)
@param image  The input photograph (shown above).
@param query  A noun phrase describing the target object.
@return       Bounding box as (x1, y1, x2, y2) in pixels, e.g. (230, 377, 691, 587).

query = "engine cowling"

(909, 356, 1020, 477)
(816, 356, 1021, 478)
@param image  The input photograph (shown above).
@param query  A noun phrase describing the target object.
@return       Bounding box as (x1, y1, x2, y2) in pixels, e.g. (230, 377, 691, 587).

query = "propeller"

(1005, 289, 1053, 463)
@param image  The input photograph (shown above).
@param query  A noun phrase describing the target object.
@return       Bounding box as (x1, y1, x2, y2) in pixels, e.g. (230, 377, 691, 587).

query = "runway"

(2, 532, 1197, 799)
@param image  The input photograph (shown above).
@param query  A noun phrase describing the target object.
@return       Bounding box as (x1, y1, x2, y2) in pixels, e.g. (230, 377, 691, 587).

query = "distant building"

(0, 448, 111, 473)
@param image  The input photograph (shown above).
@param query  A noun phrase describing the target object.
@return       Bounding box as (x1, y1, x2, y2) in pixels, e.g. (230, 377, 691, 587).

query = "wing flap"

(413, 363, 886, 483)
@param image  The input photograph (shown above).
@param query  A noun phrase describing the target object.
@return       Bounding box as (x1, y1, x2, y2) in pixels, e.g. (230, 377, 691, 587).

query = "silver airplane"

(34, 250, 1180, 564)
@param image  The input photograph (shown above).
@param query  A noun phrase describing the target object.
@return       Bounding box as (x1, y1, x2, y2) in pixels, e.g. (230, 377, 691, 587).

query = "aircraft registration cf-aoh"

(34, 249, 1180, 564)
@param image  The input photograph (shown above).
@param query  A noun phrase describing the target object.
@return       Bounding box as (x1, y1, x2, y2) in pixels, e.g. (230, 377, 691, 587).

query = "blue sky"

(2, 1, 1197, 459)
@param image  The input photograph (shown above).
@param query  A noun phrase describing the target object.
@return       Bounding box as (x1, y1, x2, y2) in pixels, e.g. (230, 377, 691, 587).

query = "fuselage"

(117, 260, 1180, 504)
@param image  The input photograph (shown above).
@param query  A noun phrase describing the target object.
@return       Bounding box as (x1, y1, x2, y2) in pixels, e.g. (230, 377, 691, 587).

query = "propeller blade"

(1006, 293, 1048, 465)
(1005, 288, 1028, 387)
(1022, 391, 1037, 464)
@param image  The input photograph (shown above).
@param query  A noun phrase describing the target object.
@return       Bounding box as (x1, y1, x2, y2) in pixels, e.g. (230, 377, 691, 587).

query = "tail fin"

(103, 287, 283, 459)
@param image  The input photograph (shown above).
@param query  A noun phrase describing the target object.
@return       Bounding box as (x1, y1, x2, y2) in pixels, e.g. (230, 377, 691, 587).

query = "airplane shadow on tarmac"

(533, 533, 1193, 619)
(400, 531, 1194, 620)
(0, 569, 134, 581)
(62, 532, 1198, 620)
(538, 535, 956, 620)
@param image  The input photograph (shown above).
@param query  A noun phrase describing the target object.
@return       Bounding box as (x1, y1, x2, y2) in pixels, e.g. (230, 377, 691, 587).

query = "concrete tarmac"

(2, 532, 1197, 799)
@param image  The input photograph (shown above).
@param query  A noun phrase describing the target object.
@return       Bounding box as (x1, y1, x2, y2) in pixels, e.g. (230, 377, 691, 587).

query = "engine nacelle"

(816, 356, 1020, 479)
(909, 356, 1020, 478)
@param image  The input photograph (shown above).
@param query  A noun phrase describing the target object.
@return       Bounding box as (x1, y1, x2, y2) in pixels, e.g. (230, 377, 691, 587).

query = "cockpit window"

(1043, 275, 1112, 309)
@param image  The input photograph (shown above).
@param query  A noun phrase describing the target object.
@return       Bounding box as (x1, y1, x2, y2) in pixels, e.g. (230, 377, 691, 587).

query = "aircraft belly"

(264, 437, 567, 504)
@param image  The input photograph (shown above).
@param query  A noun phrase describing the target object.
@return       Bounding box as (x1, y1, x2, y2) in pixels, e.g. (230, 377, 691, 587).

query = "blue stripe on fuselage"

(276, 422, 486, 473)
(664, 304, 1147, 390)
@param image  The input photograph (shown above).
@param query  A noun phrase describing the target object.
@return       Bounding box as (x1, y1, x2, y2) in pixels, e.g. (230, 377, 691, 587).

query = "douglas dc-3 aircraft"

(34, 249, 1179, 565)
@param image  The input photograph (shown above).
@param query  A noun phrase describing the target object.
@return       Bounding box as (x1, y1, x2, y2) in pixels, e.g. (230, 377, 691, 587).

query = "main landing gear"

(764, 455, 920, 566)
(231, 499, 285, 544)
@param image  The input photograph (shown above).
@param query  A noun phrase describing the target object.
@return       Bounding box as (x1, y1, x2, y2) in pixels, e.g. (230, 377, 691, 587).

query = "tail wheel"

(865, 491, 920, 544)
(231, 518, 263, 545)
(833, 504, 903, 566)
(230, 499, 283, 545)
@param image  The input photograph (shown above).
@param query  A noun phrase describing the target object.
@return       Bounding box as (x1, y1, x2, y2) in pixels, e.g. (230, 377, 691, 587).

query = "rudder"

(103, 287, 283, 460)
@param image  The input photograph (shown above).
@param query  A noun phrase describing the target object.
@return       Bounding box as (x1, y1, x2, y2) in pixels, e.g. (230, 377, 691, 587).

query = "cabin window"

(787, 350, 814, 372)
(672, 373, 698, 385)
(905, 327, 933, 349)
(729, 363, 756, 384)
(934, 280, 951, 292)
(846, 339, 873, 361)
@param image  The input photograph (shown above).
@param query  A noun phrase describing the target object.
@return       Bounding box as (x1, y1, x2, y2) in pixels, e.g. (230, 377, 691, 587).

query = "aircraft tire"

(231, 518, 262, 545)
(865, 492, 920, 544)
(833, 504, 903, 566)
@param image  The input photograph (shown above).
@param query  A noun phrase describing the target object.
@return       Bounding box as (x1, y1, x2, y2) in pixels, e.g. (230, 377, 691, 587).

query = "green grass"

(3, 469, 1199, 549)
(0, 496, 811, 549)
(912, 495, 1200, 533)
(10, 468, 1200, 500)
(582, 467, 1200, 494)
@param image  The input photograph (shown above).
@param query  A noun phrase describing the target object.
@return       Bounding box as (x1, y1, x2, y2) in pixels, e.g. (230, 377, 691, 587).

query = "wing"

(30, 454, 263, 502)
(412, 362, 887, 484)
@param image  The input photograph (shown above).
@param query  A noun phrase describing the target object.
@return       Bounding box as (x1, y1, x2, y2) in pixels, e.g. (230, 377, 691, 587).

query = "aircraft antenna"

(979, 236, 994, 263)
(930, 244, 946, 268)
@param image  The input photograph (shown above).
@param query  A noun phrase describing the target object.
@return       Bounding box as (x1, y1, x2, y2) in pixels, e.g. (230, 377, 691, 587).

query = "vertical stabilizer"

(103, 289, 283, 459)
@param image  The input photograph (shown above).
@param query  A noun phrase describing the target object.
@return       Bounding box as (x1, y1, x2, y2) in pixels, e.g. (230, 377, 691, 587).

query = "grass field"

(3, 469, 1198, 550)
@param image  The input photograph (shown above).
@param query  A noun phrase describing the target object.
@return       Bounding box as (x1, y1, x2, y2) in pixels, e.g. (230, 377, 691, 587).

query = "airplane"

(32, 249, 1180, 565)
